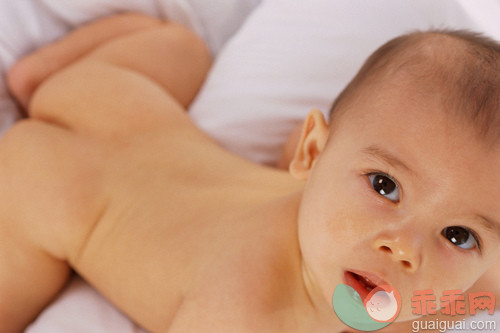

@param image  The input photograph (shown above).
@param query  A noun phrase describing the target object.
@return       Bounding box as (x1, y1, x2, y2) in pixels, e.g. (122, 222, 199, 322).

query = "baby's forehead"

(364, 32, 500, 144)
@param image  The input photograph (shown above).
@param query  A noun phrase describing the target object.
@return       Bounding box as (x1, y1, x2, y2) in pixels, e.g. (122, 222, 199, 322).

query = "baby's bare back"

(67, 126, 288, 329)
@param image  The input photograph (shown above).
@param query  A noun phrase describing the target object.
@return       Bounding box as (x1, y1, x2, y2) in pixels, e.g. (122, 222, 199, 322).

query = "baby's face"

(296, 79, 500, 321)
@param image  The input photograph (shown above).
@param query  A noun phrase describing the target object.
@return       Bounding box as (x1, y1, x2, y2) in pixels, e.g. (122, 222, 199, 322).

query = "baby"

(2, 14, 500, 332)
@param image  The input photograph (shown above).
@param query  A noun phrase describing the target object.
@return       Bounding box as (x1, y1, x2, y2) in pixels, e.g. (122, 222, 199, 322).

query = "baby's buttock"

(0, 119, 109, 259)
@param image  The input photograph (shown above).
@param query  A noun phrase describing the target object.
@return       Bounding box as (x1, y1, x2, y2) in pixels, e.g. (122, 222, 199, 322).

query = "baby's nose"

(373, 236, 421, 273)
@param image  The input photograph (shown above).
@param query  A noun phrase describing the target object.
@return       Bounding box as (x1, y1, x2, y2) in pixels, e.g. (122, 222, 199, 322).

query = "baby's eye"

(368, 173, 400, 202)
(441, 226, 478, 250)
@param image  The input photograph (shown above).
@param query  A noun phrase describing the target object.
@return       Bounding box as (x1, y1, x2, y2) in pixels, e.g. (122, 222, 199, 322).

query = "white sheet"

(27, 277, 145, 333)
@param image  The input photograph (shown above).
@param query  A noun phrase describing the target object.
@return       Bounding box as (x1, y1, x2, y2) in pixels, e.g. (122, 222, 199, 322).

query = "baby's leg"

(8, 13, 163, 110)
(0, 123, 80, 332)
(0, 118, 104, 332)
(8, 22, 211, 138)
(8, 14, 211, 114)
(0, 223, 70, 332)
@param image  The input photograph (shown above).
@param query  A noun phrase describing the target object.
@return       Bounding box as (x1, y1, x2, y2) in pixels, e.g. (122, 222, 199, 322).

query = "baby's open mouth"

(343, 270, 382, 301)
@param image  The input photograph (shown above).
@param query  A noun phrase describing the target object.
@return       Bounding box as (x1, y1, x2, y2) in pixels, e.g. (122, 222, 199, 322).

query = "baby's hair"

(329, 29, 500, 141)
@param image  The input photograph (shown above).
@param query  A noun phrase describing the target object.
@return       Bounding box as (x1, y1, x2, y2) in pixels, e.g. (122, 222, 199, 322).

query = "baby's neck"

(237, 192, 344, 331)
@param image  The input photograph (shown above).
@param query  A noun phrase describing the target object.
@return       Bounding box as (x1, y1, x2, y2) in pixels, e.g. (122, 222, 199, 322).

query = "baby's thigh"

(0, 119, 106, 260)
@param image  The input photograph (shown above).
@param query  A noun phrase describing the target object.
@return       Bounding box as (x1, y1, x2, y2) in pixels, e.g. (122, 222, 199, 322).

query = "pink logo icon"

(364, 285, 402, 323)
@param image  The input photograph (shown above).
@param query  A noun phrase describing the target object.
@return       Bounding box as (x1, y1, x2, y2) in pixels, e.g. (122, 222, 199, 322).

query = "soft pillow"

(189, 0, 500, 166)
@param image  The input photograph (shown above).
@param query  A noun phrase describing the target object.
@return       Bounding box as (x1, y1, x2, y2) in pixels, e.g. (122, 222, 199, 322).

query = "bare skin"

(2, 15, 500, 333)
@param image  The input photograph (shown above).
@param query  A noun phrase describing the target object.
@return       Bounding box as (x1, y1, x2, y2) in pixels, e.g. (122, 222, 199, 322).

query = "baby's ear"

(289, 109, 329, 180)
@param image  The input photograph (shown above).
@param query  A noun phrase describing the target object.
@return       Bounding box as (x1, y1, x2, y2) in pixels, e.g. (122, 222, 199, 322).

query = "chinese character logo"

(411, 289, 495, 316)
(332, 284, 401, 331)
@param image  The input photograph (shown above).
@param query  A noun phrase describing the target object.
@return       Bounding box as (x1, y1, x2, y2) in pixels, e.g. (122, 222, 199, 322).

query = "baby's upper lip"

(346, 268, 390, 287)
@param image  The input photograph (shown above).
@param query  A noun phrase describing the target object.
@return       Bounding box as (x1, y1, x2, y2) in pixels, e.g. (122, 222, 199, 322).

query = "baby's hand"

(7, 13, 162, 110)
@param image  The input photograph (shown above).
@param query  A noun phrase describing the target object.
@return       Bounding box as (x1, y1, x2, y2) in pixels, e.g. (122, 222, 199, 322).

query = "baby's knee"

(6, 54, 42, 110)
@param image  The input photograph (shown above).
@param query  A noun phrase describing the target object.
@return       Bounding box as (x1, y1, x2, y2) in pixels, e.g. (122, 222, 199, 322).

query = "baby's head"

(329, 30, 500, 141)
(289, 30, 500, 321)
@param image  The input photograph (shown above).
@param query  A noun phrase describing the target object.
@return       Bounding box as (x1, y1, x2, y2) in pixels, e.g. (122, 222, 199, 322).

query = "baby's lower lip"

(343, 271, 380, 301)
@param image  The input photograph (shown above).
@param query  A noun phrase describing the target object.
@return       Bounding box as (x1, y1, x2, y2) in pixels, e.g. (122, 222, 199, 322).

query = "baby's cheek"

(414, 240, 484, 308)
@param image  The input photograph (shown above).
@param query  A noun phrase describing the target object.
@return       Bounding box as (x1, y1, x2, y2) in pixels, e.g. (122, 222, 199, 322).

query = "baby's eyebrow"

(361, 145, 415, 176)
(478, 215, 500, 239)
